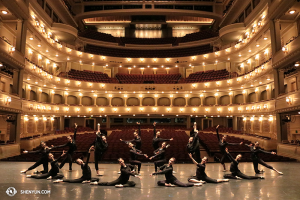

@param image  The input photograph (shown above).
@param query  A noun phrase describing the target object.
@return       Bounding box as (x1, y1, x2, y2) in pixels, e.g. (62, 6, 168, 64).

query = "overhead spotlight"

(295, 63, 299, 67)
(29, 37, 34, 40)
(289, 10, 296, 14)
(1, 10, 8, 15)
(37, 44, 41, 47)
(263, 37, 268, 40)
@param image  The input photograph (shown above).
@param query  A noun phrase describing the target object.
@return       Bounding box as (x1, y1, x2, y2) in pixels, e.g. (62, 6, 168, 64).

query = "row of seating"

(84, 44, 213, 58)
(116, 73, 181, 84)
(180, 30, 219, 43)
(179, 69, 232, 83)
(58, 69, 119, 83)
(25, 57, 51, 74)
(55, 126, 94, 134)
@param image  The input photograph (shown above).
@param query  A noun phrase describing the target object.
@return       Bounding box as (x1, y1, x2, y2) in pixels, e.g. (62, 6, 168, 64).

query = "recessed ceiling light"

(1, 10, 8, 15)
(256, 44, 260, 47)
(29, 37, 33, 40)
(37, 44, 41, 47)
(46, 50, 49, 52)
(289, 10, 296, 14)
(267, 78, 270, 80)
(295, 63, 299, 67)
(248, 49, 252, 52)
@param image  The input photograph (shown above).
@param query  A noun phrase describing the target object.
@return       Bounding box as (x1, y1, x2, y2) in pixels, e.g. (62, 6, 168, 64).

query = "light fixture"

(1, 10, 8, 14)
(286, 96, 292, 105)
(289, 10, 296, 14)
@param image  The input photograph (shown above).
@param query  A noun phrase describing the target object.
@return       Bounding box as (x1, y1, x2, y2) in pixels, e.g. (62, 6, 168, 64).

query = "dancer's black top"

(152, 148, 166, 160)
(49, 155, 63, 175)
(122, 125, 142, 149)
(187, 132, 199, 153)
(153, 125, 171, 150)
(81, 152, 92, 179)
(92, 132, 108, 152)
(129, 148, 144, 160)
(119, 164, 136, 183)
(245, 144, 272, 160)
(153, 164, 176, 182)
(216, 129, 240, 154)
(226, 152, 239, 173)
(195, 163, 207, 179)
(57, 128, 77, 153)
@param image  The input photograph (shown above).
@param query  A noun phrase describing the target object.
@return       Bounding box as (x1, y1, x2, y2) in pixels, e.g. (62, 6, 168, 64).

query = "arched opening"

(54, 94, 63, 104)
(142, 97, 155, 106)
(234, 94, 243, 104)
(260, 90, 267, 101)
(22, 89, 26, 99)
(220, 95, 230, 105)
(127, 97, 139, 106)
(30, 90, 37, 101)
(248, 92, 256, 103)
(82, 96, 93, 106)
(67, 95, 77, 105)
(158, 97, 170, 106)
(96, 97, 108, 106)
(174, 97, 186, 106)
(190, 97, 200, 106)
(112, 97, 124, 106)
(204, 96, 215, 105)
(41, 92, 49, 103)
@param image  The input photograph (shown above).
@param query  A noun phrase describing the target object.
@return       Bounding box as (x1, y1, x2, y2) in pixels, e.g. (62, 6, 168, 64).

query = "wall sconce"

(255, 88, 259, 93)
(167, 108, 171, 112)
(24, 116, 29, 122)
(200, 94, 204, 98)
(77, 82, 81, 87)
(268, 116, 273, 122)
(215, 52, 219, 57)
(89, 83, 93, 88)
(193, 108, 197, 113)
(47, 106, 51, 111)
(243, 117, 247, 121)
(237, 78, 241, 83)
(93, 94, 97, 98)
(100, 108, 104, 113)
(5, 97, 11, 105)
(109, 94, 112, 98)
(101, 56, 106, 60)
(216, 82, 220, 87)
(65, 107, 69, 113)
(250, 117, 254, 122)
(204, 83, 209, 88)
(41, 106, 46, 111)
(76, 108, 80, 113)
(170, 94, 173, 98)
(166, 58, 170, 62)
(257, 105, 261, 111)
(263, 104, 268, 110)
(185, 94, 189, 98)
(228, 108, 232, 113)
(191, 56, 196, 61)
(34, 117, 39, 122)
(55, 107, 59, 112)
(217, 108, 221, 113)
(153, 107, 157, 112)
(251, 106, 255, 111)
(88, 108, 92, 113)
(139, 94, 143, 98)
(113, 108, 118, 113)
(205, 108, 209, 113)
(282, 46, 288, 53)
(214, 93, 218, 97)
(9, 46, 15, 53)
(140, 58, 145, 62)
(259, 117, 263, 122)
(79, 93, 83, 97)
(203, 54, 208, 59)
(286, 96, 292, 105)
(101, 84, 105, 89)
(43, 117, 47, 122)
(180, 108, 184, 113)
(242, 90, 246, 94)
(139, 107, 144, 112)
(36, 105, 40, 111)
(238, 107, 242, 112)
(126, 108, 130, 112)
(229, 92, 233, 96)
(246, 107, 249, 111)
(153, 58, 157, 62)
(227, 80, 231, 85)
(192, 84, 196, 89)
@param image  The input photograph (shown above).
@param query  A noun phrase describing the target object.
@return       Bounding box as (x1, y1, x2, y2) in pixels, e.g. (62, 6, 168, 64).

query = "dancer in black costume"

(223, 148, 265, 180)
(150, 157, 202, 187)
(90, 158, 142, 187)
(245, 142, 283, 175)
(120, 122, 142, 150)
(54, 146, 99, 183)
(149, 142, 170, 172)
(187, 153, 229, 183)
(91, 123, 108, 176)
(21, 141, 60, 174)
(214, 125, 243, 171)
(126, 142, 148, 175)
(152, 122, 173, 150)
(26, 151, 66, 180)
(187, 123, 201, 163)
(57, 123, 78, 171)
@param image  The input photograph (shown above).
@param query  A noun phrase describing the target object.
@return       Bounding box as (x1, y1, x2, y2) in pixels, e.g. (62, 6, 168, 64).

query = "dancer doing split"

(214, 125, 243, 171)
(245, 142, 283, 175)
(150, 157, 202, 187)
(58, 123, 78, 171)
(120, 122, 142, 150)
(91, 123, 108, 176)
(152, 122, 173, 150)
(187, 153, 229, 183)
(54, 146, 99, 183)
(187, 123, 201, 163)
(90, 158, 142, 187)
(149, 142, 170, 172)
(223, 148, 264, 180)
(26, 151, 66, 180)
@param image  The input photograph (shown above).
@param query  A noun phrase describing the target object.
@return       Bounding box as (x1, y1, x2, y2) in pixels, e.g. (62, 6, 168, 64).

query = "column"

(259, 118, 263, 133)
(186, 116, 191, 130)
(65, 93, 68, 104)
(139, 95, 143, 106)
(200, 95, 204, 106)
(60, 116, 65, 130)
(108, 96, 112, 106)
(9, 114, 22, 143)
(233, 116, 237, 130)
(94, 94, 97, 106)
(106, 116, 110, 129)
(276, 113, 288, 142)
(154, 95, 158, 106)
(38, 89, 42, 102)
(50, 91, 55, 103)
(266, 85, 271, 100)
(50, 117, 54, 131)
(243, 119, 247, 134)
(16, 19, 28, 54)
(273, 69, 285, 98)
(250, 118, 254, 134)
(34, 117, 38, 133)
(79, 94, 82, 105)
(170, 97, 173, 106)
(229, 93, 233, 104)
(26, 85, 31, 100)
(215, 95, 219, 105)
(12, 69, 24, 97)
(23, 117, 28, 135)
(255, 88, 260, 102)
(185, 95, 189, 107)
(124, 97, 127, 107)
(269, 117, 274, 134)
(43, 118, 47, 133)
(243, 91, 247, 103)
(270, 19, 281, 55)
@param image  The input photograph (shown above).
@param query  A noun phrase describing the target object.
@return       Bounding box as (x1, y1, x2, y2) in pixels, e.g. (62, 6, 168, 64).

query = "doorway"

(85, 118, 96, 130)
(202, 118, 213, 130)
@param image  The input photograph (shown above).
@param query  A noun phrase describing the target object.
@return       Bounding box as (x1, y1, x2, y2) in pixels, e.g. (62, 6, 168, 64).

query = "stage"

(0, 162, 299, 200)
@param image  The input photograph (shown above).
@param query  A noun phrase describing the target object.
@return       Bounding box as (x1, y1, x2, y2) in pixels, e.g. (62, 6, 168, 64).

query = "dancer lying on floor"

(26, 151, 66, 180)
(90, 158, 142, 187)
(54, 146, 99, 183)
(223, 148, 264, 180)
(187, 153, 229, 183)
(150, 157, 202, 187)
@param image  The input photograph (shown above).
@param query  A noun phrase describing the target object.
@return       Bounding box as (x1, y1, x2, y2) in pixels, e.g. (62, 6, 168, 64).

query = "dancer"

(245, 142, 283, 175)
(90, 158, 142, 187)
(54, 146, 99, 183)
(20, 141, 60, 174)
(223, 148, 264, 179)
(125, 142, 148, 175)
(188, 153, 229, 183)
(91, 123, 108, 176)
(58, 123, 78, 171)
(26, 151, 66, 180)
(150, 157, 202, 187)
(187, 124, 201, 163)
(152, 122, 173, 150)
(120, 122, 142, 150)
(149, 142, 170, 172)
(215, 125, 243, 171)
